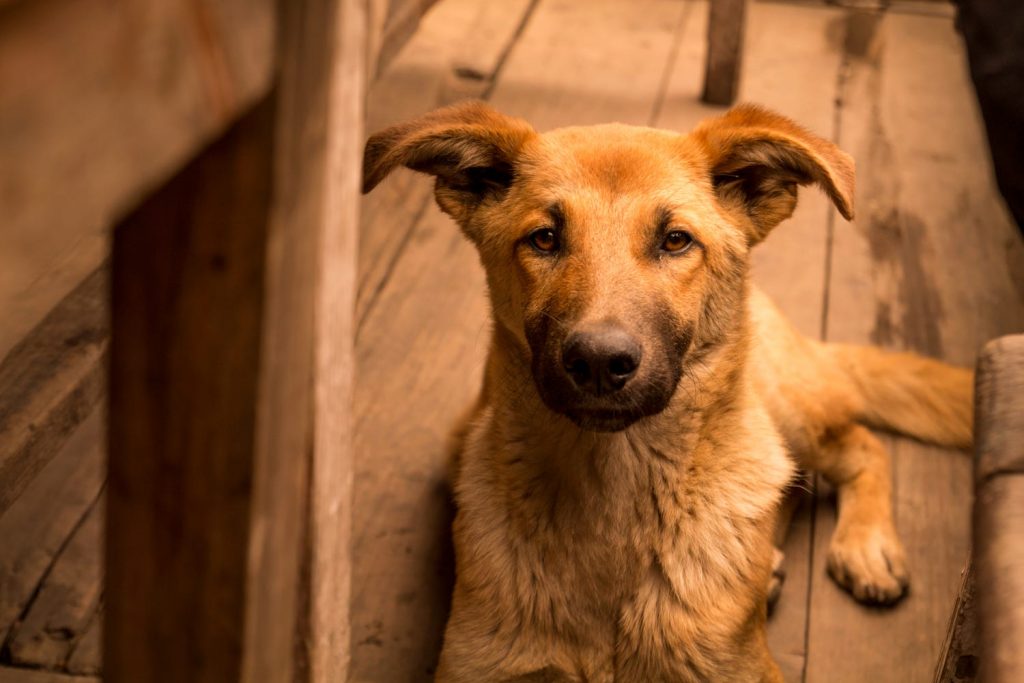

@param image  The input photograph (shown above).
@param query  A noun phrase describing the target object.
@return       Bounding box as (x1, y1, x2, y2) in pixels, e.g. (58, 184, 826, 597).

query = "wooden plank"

(0, 666, 98, 683)
(0, 408, 104, 646)
(65, 609, 102, 677)
(350, 1, 688, 679)
(806, 10, 1024, 682)
(973, 335, 1024, 683)
(0, 0, 273, 362)
(105, 0, 361, 678)
(357, 0, 535, 321)
(297, 0, 364, 680)
(974, 476, 1024, 683)
(105, 95, 277, 683)
(6, 501, 103, 669)
(702, 0, 746, 105)
(656, 3, 846, 679)
(974, 336, 1024, 482)
(0, 267, 106, 517)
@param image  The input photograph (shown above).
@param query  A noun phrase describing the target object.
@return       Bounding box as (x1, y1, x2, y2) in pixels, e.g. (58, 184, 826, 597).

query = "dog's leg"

(815, 423, 909, 603)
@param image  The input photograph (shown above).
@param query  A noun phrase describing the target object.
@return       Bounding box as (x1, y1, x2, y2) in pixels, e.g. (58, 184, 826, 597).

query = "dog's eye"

(661, 230, 694, 253)
(528, 228, 559, 254)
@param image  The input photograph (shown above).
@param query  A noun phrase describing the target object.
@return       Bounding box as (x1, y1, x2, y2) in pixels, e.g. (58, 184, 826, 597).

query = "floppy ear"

(692, 103, 855, 244)
(362, 101, 536, 223)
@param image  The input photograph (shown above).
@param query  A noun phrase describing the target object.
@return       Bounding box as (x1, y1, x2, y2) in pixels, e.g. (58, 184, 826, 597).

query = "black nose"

(562, 323, 642, 395)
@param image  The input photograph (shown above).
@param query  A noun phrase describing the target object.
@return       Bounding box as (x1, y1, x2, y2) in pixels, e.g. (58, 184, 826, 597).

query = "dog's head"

(363, 102, 854, 431)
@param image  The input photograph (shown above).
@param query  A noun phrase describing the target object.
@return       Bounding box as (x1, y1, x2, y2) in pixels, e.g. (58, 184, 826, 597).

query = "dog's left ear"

(692, 104, 855, 244)
(362, 101, 536, 225)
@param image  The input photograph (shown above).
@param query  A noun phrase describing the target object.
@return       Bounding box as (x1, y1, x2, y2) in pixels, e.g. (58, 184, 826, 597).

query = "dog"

(362, 102, 973, 682)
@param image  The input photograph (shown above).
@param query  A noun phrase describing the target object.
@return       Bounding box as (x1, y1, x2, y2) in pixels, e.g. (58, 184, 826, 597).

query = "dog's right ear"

(362, 101, 536, 223)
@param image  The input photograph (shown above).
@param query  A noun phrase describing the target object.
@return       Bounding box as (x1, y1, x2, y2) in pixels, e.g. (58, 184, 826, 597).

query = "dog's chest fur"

(447, 393, 792, 681)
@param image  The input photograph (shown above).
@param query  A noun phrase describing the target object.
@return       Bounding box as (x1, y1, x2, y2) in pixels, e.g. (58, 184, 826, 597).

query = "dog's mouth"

(532, 375, 680, 433)
(562, 407, 647, 432)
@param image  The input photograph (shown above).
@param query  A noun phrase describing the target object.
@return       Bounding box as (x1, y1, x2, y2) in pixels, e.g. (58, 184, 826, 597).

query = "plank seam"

(357, 0, 543, 336)
(480, 0, 543, 101)
(804, 15, 855, 680)
(648, 0, 696, 127)
(0, 484, 106, 666)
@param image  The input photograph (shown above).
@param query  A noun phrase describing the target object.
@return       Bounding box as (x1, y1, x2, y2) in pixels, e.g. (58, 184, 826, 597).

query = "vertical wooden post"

(702, 0, 747, 106)
(105, 0, 362, 681)
(299, 0, 365, 680)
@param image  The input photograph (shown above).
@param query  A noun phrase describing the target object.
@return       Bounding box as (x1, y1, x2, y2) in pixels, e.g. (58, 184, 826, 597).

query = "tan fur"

(363, 102, 974, 682)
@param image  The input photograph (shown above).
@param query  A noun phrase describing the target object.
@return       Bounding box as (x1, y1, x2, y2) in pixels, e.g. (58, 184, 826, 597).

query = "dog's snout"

(562, 323, 642, 395)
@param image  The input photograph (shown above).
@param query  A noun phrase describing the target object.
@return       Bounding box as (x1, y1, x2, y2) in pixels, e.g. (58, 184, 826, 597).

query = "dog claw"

(827, 525, 909, 605)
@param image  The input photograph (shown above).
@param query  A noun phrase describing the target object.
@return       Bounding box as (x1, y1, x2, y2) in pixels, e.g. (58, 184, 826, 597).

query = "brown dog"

(362, 102, 973, 682)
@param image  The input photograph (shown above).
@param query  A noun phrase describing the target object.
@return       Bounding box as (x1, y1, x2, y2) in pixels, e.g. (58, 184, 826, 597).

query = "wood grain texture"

(0, 666, 98, 683)
(7, 501, 103, 669)
(932, 563, 977, 683)
(0, 0, 273, 361)
(974, 335, 1024, 683)
(297, 0, 365, 680)
(0, 267, 106, 517)
(350, 1, 687, 680)
(106, 0, 361, 678)
(806, 10, 1024, 683)
(702, 0, 746, 105)
(64, 609, 101, 677)
(974, 336, 1024, 482)
(974, 477, 1024, 683)
(105, 96, 279, 683)
(357, 0, 535, 321)
(0, 410, 104, 647)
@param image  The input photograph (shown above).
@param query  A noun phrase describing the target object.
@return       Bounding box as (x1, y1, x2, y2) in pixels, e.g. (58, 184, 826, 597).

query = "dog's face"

(363, 103, 854, 431)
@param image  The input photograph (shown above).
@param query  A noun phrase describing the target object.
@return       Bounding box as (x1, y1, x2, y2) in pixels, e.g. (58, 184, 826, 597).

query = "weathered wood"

(372, 0, 441, 76)
(974, 478, 1024, 683)
(974, 336, 1024, 483)
(973, 335, 1024, 683)
(357, 0, 536, 321)
(105, 97, 278, 683)
(351, 0, 688, 679)
(0, 667, 98, 683)
(105, 0, 361, 677)
(443, 0, 537, 100)
(806, 10, 1024, 683)
(702, 0, 746, 105)
(65, 609, 102, 677)
(933, 563, 977, 683)
(297, 0, 364, 680)
(0, 408, 105, 646)
(7, 500, 103, 669)
(0, 0, 274, 361)
(0, 267, 106, 517)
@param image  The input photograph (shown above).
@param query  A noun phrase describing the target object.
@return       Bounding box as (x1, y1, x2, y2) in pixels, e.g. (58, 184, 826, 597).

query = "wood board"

(805, 10, 1024, 683)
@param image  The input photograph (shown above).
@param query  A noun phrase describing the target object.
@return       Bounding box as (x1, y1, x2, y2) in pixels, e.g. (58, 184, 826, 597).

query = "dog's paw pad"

(827, 526, 909, 605)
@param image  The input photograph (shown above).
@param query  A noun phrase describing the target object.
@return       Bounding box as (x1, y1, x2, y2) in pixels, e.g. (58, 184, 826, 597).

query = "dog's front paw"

(826, 524, 909, 605)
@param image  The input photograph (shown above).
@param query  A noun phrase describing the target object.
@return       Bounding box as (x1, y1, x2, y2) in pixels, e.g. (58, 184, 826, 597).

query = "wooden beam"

(702, 0, 747, 106)
(974, 335, 1024, 683)
(297, 0, 364, 680)
(0, 0, 273, 361)
(105, 0, 360, 681)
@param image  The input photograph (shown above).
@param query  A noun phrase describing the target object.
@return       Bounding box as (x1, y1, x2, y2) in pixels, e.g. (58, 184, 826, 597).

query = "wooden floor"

(2, 1, 1023, 681)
